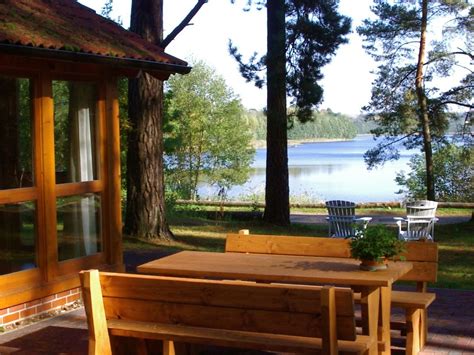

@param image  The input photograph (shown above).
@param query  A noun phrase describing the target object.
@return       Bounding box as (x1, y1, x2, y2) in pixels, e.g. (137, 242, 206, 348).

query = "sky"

(78, 0, 377, 116)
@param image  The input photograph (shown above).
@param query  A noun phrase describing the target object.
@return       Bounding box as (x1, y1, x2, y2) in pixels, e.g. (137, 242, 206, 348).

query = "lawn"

(123, 208, 474, 290)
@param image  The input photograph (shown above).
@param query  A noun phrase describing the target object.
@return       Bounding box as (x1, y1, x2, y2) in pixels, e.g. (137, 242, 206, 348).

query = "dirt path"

(290, 213, 472, 225)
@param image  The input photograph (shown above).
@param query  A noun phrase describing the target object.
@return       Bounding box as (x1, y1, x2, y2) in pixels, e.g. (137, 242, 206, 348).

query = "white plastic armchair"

(325, 200, 372, 238)
(394, 200, 439, 241)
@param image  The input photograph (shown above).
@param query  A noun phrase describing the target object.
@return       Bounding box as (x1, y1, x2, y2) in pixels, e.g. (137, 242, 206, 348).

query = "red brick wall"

(0, 288, 81, 327)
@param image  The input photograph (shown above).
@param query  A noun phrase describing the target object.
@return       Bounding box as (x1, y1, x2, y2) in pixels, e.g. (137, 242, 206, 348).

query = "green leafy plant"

(350, 225, 405, 263)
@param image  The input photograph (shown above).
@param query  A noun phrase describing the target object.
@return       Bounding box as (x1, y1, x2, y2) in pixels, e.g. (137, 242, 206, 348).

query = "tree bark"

(264, 0, 290, 226)
(415, 0, 435, 200)
(125, 0, 173, 241)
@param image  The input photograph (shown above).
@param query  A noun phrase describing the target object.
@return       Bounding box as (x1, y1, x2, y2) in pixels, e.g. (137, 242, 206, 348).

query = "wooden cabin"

(0, 0, 189, 325)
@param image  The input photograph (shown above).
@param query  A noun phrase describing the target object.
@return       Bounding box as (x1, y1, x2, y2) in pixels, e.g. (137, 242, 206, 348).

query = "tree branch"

(161, 0, 208, 49)
(370, 132, 418, 151)
(436, 100, 474, 109)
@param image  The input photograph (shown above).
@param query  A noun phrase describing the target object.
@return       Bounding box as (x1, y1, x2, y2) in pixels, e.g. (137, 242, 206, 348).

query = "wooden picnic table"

(138, 251, 412, 355)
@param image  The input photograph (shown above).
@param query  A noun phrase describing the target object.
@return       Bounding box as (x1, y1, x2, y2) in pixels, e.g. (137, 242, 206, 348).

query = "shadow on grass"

(436, 220, 474, 244)
(437, 247, 474, 289)
(172, 234, 225, 252)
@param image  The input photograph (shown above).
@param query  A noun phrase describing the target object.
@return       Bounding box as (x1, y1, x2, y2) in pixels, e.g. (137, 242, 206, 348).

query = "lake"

(198, 135, 416, 203)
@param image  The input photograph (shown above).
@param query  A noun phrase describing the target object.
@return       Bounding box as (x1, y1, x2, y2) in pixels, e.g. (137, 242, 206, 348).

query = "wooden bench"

(389, 241, 437, 355)
(226, 231, 438, 355)
(80, 269, 375, 355)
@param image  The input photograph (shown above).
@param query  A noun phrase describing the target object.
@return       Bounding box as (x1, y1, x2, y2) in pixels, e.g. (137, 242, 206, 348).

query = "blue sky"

(79, 0, 376, 115)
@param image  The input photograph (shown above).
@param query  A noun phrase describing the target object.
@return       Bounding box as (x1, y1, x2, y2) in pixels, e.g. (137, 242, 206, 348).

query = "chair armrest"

(393, 217, 405, 232)
(356, 217, 372, 222)
(406, 215, 436, 220)
(407, 219, 436, 224)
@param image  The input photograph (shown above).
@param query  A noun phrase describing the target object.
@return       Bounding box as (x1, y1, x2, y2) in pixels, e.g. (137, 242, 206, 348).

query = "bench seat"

(108, 319, 374, 354)
(391, 290, 436, 309)
(354, 290, 435, 309)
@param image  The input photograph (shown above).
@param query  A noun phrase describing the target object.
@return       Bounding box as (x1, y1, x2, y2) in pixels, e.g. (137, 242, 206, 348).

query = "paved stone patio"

(0, 285, 473, 354)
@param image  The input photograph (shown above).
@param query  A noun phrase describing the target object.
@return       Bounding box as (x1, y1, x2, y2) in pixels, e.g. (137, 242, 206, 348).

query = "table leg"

(360, 286, 380, 355)
(379, 286, 392, 355)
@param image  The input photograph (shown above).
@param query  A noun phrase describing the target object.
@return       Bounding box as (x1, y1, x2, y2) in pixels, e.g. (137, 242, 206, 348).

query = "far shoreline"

(252, 137, 354, 149)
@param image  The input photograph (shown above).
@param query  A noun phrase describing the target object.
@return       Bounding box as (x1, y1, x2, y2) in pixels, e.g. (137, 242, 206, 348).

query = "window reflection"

(0, 202, 37, 275)
(57, 194, 102, 261)
(53, 81, 98, 184)
(0, 76, 33, 190)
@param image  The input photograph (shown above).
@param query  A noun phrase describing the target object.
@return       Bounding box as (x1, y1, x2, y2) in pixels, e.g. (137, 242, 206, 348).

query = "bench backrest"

(80, 270, 357, 354)
(397, 241, 438, 290)
(226, 232, 438, 289)
(225, 233, 351, 258)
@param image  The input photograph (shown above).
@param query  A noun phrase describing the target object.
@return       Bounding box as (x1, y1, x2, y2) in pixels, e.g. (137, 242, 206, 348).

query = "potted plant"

(350, 225, 405, 271)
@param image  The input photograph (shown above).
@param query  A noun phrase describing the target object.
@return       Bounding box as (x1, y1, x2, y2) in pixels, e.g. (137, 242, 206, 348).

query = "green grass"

(173, 203, 473, 217)
(123, 209, 474, 290)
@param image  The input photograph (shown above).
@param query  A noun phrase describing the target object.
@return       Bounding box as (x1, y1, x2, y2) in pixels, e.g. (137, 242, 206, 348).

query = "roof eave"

(0, 43, 191, 77)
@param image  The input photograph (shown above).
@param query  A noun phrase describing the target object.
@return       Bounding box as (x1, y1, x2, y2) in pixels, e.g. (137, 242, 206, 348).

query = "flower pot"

(359, 259, 388, 271)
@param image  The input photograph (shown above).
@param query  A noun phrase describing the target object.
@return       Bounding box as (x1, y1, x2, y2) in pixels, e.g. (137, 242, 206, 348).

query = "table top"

(137, 251, 413, 287)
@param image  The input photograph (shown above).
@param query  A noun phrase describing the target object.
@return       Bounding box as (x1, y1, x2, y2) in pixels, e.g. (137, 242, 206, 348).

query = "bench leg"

(419, 309, 428, 349)
(163, 340, 176, 355)
(379, 286, 392, 355)
(405, 308, 421, 355)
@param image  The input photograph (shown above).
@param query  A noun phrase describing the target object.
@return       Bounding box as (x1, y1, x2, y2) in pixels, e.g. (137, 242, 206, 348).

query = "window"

(53, 80, 103, 262)
(0, 76, 33, 190)
(0, 201, 37, 275)
(0, 76, 37, 276)
(53, 81, 99, 184)
(57, 194, 101, 261)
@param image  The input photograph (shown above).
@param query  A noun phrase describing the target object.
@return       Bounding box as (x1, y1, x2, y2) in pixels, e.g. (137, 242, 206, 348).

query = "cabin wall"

(0, 54, 123, 326)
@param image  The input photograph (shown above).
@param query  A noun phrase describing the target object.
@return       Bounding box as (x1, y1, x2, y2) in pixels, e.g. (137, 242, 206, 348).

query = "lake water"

(198, 135, 416, 203)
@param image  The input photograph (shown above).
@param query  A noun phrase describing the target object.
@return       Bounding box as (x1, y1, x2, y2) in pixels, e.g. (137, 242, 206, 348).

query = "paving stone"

(0, 253, 472, 354)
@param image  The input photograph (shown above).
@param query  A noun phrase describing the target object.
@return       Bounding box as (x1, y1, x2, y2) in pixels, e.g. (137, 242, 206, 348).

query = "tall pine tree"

(125, 0, 172, 241)
(358, 0, 473, 200)
(230, 0, 350, 225)
(125, 0, 206, 241)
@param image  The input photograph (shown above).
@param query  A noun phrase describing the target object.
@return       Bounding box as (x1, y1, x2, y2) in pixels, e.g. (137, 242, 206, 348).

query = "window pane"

(53, 81, 99, 184)
(57, 194, 102, 261)
(0, 76, 33, 190)
(0, 202, 37, 275)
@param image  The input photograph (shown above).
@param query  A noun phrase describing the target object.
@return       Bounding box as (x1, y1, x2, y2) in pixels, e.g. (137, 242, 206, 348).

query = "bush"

(396, 143, 473, 202)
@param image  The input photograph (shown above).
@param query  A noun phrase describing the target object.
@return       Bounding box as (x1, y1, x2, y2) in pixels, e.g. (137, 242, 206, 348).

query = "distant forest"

(246, 109, 375, 141)
(245, 109, 466, 142)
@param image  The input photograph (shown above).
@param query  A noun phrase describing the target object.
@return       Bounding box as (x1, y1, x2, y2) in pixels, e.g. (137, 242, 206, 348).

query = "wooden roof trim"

(0, 43, 191, 77)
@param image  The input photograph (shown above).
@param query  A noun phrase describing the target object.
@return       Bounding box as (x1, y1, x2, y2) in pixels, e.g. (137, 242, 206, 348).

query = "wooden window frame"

(0, 55, 123, 308)
(49, 77, 107, 278)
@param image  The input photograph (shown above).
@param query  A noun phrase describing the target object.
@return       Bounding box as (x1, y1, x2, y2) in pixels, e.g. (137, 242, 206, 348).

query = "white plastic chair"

(325, 200, 372, 238)
(394, 200, 439, 241)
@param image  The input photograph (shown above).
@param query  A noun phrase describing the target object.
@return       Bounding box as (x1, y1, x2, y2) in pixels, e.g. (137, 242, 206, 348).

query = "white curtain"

(69, 82, 98, 257)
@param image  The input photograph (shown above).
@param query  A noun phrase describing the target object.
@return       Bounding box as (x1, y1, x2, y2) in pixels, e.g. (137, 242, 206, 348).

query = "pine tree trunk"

(124, 0, 173, 241)
(264, 0, 290, 226)
(415, 0, 435, 200)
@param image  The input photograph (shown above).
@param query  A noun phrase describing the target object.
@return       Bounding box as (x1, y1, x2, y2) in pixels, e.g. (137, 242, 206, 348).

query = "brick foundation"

(0, 288, 82, 327)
